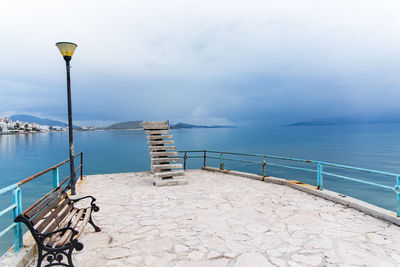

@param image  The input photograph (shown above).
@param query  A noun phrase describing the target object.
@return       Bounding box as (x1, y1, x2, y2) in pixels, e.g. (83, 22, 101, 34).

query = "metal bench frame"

(14, 189, 101, 267)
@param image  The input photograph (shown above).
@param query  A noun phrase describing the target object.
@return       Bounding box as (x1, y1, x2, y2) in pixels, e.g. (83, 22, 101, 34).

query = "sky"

(1, 0, 400, 126)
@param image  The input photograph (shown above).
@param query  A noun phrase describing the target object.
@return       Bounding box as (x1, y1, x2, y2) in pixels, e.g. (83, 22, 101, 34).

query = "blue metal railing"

(178, 150, 400, 216)
(0, 185, 22, 252)
(0, 152, 83, 253)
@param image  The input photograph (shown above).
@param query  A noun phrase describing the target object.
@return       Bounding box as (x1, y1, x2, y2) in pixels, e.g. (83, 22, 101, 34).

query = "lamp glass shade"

(56, 42, 77, 57)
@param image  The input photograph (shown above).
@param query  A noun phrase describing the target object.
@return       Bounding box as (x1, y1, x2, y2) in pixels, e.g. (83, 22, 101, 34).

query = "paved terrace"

(28, 170, 400, 266)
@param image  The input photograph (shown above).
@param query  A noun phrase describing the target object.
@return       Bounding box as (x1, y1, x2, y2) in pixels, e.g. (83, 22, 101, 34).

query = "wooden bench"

(14, 186, 101, 267)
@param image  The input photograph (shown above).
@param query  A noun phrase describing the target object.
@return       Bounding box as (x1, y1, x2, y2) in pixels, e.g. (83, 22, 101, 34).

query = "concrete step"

(146, 135, 173, 140)
(150, 151, 178, 157)
(145, 130, 171, 135)
(142, 121, 168, 126)
(151, 158, 180, 164)
(144, 125, 170, 130)
(154, 170, 184, 178)
(148, 146, 176, 151)
(147, 140, 174, 145)
(153, 164, 183, 171)
(154, 178, 188, 187)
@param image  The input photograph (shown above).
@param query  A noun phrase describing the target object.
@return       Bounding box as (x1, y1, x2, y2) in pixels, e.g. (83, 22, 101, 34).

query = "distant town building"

(0, 117, 64, 134)
(51, 126, 67, 131)
(81, 126, 98, 131)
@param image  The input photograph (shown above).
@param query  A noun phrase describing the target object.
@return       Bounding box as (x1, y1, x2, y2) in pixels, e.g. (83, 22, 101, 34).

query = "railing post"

(12, 187, 23, 252)
(80, 152, 83, 180)
(203, 150, 206, 167)
(262, 160, 266, 181)
(317, 163, 323, 190)
(183, 152, 187, 170)
(396, 176, 400, 217)
(52, 168, 59, 188)
(220, 153, 224, 170)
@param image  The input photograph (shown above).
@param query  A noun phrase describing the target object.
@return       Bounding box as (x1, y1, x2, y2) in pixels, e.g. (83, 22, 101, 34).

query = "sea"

(1, 124, 400, 254)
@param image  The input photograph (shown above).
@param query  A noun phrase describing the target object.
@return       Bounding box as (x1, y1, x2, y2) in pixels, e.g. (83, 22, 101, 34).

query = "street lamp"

(56, 42, 78, 195)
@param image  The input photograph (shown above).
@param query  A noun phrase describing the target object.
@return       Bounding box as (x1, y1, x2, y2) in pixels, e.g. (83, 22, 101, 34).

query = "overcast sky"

(1, 0, 400, 126)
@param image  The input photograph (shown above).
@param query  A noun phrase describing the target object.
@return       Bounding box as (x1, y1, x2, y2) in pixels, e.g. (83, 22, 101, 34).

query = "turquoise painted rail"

(0, 152, 83, 253)
(179, 150, 400, 216)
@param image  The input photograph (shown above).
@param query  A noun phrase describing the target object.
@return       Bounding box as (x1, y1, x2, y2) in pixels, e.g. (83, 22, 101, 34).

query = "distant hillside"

(286, 114, 400, 127)
(10, 114, 68, 127)
(106, 121, 143, 130)
(171, 123, 235, 129)
(105, 121, 234, 130)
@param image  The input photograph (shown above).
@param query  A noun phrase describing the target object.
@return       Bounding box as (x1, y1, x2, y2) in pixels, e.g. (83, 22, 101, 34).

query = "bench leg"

(89, 216, 101, 232)
(37, 247, 43, 267)
(36, 246, 77, 267)
(67, 247, 75, 267)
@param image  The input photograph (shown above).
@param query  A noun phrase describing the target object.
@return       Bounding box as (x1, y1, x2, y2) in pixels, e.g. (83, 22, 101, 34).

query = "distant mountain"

(105, 121, 143, 130)
(286, 114, 400, 127)
(105, 121, 234, 130)
(10, 114, 68, 127)
(171, 123, 235, 129)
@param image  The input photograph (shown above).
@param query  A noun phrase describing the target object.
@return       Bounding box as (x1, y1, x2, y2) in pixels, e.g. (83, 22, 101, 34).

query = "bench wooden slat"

(54, 209, 85, 247)
(57, 208, 79, 230)
(75, 209, 91, 239)
(32, 192, 68, 225)
(42, 204, 73, 237)
(36, 198, 71, 233)
(45, 208, 78, 247)
(26, 188, 63, 218)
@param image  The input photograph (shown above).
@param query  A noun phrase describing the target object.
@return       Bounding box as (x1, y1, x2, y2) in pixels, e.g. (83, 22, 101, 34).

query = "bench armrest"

(38, 227, 84, 250)
(70, 195, 96, 204)
(70, 195, 100, 212)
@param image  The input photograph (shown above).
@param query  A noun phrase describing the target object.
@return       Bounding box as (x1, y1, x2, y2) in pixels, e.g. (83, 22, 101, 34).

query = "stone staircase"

(142, 121, 187, 186)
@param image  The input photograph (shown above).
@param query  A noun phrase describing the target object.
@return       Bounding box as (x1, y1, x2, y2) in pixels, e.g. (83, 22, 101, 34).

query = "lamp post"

(56, 42, 78, 195)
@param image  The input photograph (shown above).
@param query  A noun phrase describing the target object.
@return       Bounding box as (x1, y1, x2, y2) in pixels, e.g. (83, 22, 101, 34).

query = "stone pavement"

(27, 170, 400, 266)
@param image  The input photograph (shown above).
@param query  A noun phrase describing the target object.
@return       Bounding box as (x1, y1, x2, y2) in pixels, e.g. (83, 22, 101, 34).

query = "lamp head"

(56, 42, 77, 62)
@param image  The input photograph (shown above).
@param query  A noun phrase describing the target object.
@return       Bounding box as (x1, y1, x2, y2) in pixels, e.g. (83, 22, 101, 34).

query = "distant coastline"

(1, 115, 235, 135)
(286, 114, 400, 127)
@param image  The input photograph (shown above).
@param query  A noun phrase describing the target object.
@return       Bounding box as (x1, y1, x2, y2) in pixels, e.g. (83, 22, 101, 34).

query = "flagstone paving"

(28, 170, 400, 266)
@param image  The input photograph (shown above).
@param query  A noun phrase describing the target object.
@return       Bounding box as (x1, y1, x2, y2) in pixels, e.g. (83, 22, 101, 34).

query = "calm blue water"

(1, 124, 400, 253)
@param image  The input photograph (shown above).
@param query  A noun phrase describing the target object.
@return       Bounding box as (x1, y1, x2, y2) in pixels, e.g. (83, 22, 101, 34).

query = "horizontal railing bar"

(180, 156, 204, 159)
(22, 186, 58, 216)
(267, 162, 316, 173)
(63, 164, 81, 184)
(179, 150, 400, 178)
(74, 165, 80, 173)
(0, 183, 18, 195)
(0, 223, 16, 238)
(0, 204, 17, 217)
(18, 152, 82, 186)
(59, 175, 71, 188)
(206, 156, 220, 160)
(320, 162, 399, 178)
(205, 150, 319, 164)
(323, 171, 394, 190)
(177, 150, 205, 153)
(223, 158, 259, 164)
(24, 173, 74, 215)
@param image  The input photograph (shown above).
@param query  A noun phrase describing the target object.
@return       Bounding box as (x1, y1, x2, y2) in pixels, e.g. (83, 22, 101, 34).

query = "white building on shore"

(0, 117, 13, 133)
(0, 117, 53, 134)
